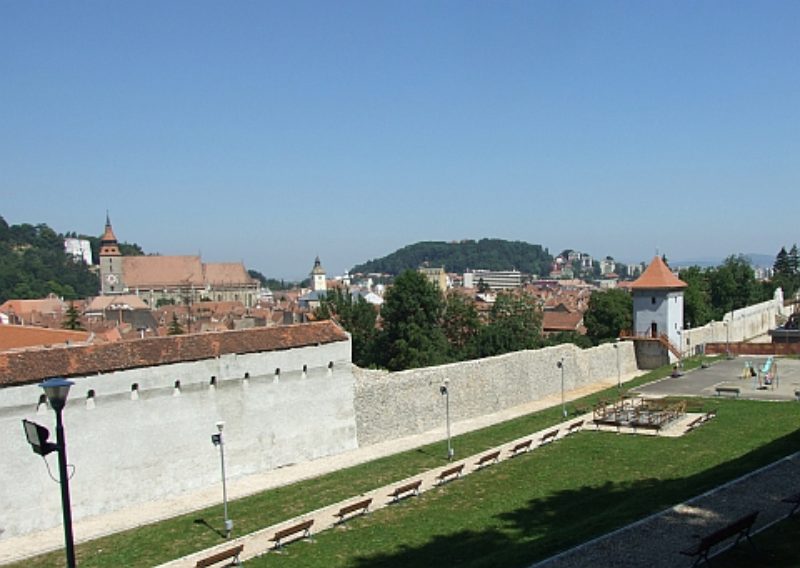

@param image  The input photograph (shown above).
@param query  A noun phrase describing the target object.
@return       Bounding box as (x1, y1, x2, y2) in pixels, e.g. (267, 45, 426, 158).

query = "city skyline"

(2, 2, 798, 279)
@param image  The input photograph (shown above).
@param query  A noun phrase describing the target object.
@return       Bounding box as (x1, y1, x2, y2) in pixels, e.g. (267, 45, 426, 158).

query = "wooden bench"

(195, 544, 243, 567)
(566, 420, 584, 435)
(715, 386, 740, 398)
(334, 497, 372, 524)
(782, 491, 800, 517)
(685, 415, 706, 433)
(680, 511, 758, 567)
(435, 463, 464, 485)
(389, 479, 422, 502)
(540, 429, 559, 445)
(475, 450, 501, 469)
(509, 439, 533, 457)
(270, 519, 314, 550)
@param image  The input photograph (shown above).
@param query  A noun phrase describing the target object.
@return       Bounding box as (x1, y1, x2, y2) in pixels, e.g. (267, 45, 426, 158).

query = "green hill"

(351, 239, 552, 276)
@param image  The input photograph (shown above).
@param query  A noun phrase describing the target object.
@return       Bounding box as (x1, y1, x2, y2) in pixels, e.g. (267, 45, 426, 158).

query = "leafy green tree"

(314, 288, 378, 367)
(62, 301, 85, 330)
(584, 288, 632, 344)
(708, 255, 765, 319)
(476, 291, 542, 357)
(545, 331, 593, 349)
(441, 292, 482, 360)
(376, 270, 448, 371)
(167, 313, 185, 335)
(680, 266, 714, 327)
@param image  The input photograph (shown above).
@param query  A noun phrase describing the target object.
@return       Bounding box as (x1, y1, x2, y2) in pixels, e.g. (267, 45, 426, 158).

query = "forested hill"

(351, 239, 552, 276)
(0, 216, 142, 303)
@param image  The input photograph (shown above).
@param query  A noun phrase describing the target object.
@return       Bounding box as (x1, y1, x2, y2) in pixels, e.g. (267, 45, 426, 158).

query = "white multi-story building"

(463, 269, 522, 290)
(64, 238, 93, 265)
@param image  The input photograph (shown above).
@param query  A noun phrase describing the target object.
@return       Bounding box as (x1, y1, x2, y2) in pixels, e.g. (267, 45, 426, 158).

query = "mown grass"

(13, 357, 799, 568)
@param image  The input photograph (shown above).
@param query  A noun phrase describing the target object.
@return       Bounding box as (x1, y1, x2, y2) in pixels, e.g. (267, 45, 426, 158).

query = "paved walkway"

(0, 374, 634, 565)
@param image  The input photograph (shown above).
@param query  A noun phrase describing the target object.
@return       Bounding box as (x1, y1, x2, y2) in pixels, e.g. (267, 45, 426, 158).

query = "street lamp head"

(216, 421, 225, 433)
(39, 378, 74, 413)
(556, 358, 564, 369)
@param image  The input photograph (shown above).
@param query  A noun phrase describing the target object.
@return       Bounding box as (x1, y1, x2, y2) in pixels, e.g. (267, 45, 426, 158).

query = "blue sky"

(2, 2, 798, 279)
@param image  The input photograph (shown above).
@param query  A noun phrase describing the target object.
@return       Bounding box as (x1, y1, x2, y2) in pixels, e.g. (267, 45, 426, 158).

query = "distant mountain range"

(671, 254, 774, 269)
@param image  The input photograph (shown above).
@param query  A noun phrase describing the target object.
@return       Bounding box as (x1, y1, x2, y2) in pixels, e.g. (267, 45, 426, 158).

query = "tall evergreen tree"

(61, 301, 85, 331)
(167, 313, 185, 335)
(788, 244, 799, 275)
(774, 247, 790, 275)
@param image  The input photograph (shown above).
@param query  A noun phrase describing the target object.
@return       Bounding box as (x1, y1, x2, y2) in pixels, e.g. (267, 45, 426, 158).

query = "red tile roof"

(0, 321, 348, 387)
(0, 325, 92, 352)
(630, 256, 687, 290)
(122, 256, 205, 288)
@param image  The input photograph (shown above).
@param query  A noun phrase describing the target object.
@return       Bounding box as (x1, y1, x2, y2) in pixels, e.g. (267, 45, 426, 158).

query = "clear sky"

(2, 2, 798, 280)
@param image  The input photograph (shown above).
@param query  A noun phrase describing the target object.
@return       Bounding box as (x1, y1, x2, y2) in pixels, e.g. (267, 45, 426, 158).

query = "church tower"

(630, 256, 687, 353)
(311, 256, 327, 293)
(99, 214, 125, 295)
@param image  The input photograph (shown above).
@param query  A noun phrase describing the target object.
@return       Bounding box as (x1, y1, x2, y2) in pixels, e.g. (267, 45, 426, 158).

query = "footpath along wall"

(354, 341, 637, 446)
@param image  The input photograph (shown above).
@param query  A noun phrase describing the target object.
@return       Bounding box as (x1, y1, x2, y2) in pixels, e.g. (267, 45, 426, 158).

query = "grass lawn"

(12, 359, 800, 567)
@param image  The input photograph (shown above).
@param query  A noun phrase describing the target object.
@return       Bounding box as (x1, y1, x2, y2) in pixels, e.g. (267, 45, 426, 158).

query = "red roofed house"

(98, 216, 260, 307)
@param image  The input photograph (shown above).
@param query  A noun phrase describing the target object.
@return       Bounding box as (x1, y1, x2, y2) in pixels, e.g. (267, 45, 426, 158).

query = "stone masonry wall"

(354, 341, 637, 446)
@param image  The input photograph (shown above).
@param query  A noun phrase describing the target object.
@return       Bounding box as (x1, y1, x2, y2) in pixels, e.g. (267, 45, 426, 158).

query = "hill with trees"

(351, 239, 552, 276)
(0, 216, 144, 303)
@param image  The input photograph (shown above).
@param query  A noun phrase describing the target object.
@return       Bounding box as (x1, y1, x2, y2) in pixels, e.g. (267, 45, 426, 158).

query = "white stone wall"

(683, 290, 786, 354)
(0, 341, 356, 541)
(354, 342, 637, 446)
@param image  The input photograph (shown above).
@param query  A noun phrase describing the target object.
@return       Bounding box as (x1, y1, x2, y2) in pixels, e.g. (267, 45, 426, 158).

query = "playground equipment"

(745, 357, 779, 390)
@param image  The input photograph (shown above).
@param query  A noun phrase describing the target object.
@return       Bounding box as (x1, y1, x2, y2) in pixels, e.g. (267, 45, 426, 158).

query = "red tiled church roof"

(0, 321, 348, 387)
(630, 256, 687, 290)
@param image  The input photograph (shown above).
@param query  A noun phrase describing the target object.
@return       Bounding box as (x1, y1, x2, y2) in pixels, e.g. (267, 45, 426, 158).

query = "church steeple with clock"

(99, 213, 125, 294)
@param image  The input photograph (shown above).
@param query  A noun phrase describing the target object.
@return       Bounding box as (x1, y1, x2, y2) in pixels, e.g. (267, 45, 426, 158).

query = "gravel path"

(531, 451, 800, 568)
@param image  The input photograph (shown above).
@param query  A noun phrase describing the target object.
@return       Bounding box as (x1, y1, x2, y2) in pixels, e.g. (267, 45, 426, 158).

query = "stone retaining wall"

(354, 341, 637, 446)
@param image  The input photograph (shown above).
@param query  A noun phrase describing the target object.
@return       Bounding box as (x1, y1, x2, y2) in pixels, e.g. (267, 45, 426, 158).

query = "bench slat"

(195, 544, 243, 568)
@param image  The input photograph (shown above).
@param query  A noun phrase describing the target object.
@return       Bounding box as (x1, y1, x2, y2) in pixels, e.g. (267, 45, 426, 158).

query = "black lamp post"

(27, 377, 76, 568)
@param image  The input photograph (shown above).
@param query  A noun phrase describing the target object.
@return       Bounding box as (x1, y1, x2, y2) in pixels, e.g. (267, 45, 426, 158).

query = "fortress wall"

(0, 340, 356, 541)
(354, 341, 637, 446)
(683, 291, 785, 354)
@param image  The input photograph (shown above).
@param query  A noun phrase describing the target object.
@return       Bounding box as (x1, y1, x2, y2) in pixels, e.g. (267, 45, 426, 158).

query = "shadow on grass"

(350, 427, 800, 568)
(192, 518, 226, 539)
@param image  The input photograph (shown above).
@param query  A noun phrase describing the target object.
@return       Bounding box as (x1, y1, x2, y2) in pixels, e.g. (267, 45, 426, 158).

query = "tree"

(62, 301, 85, 331)
(441, 292, 482, 360)
(376, 270, 448, 371)
(708, 255, 765, 319)
(314, 288, 378, 367)
(475, 291, 542, 357)
(774, 247, 790, 275)
(788, 244, 799, 275)
(584, 288, 632, 344)
(167, 313, 184, 335)
(680, 266, 714, 327)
